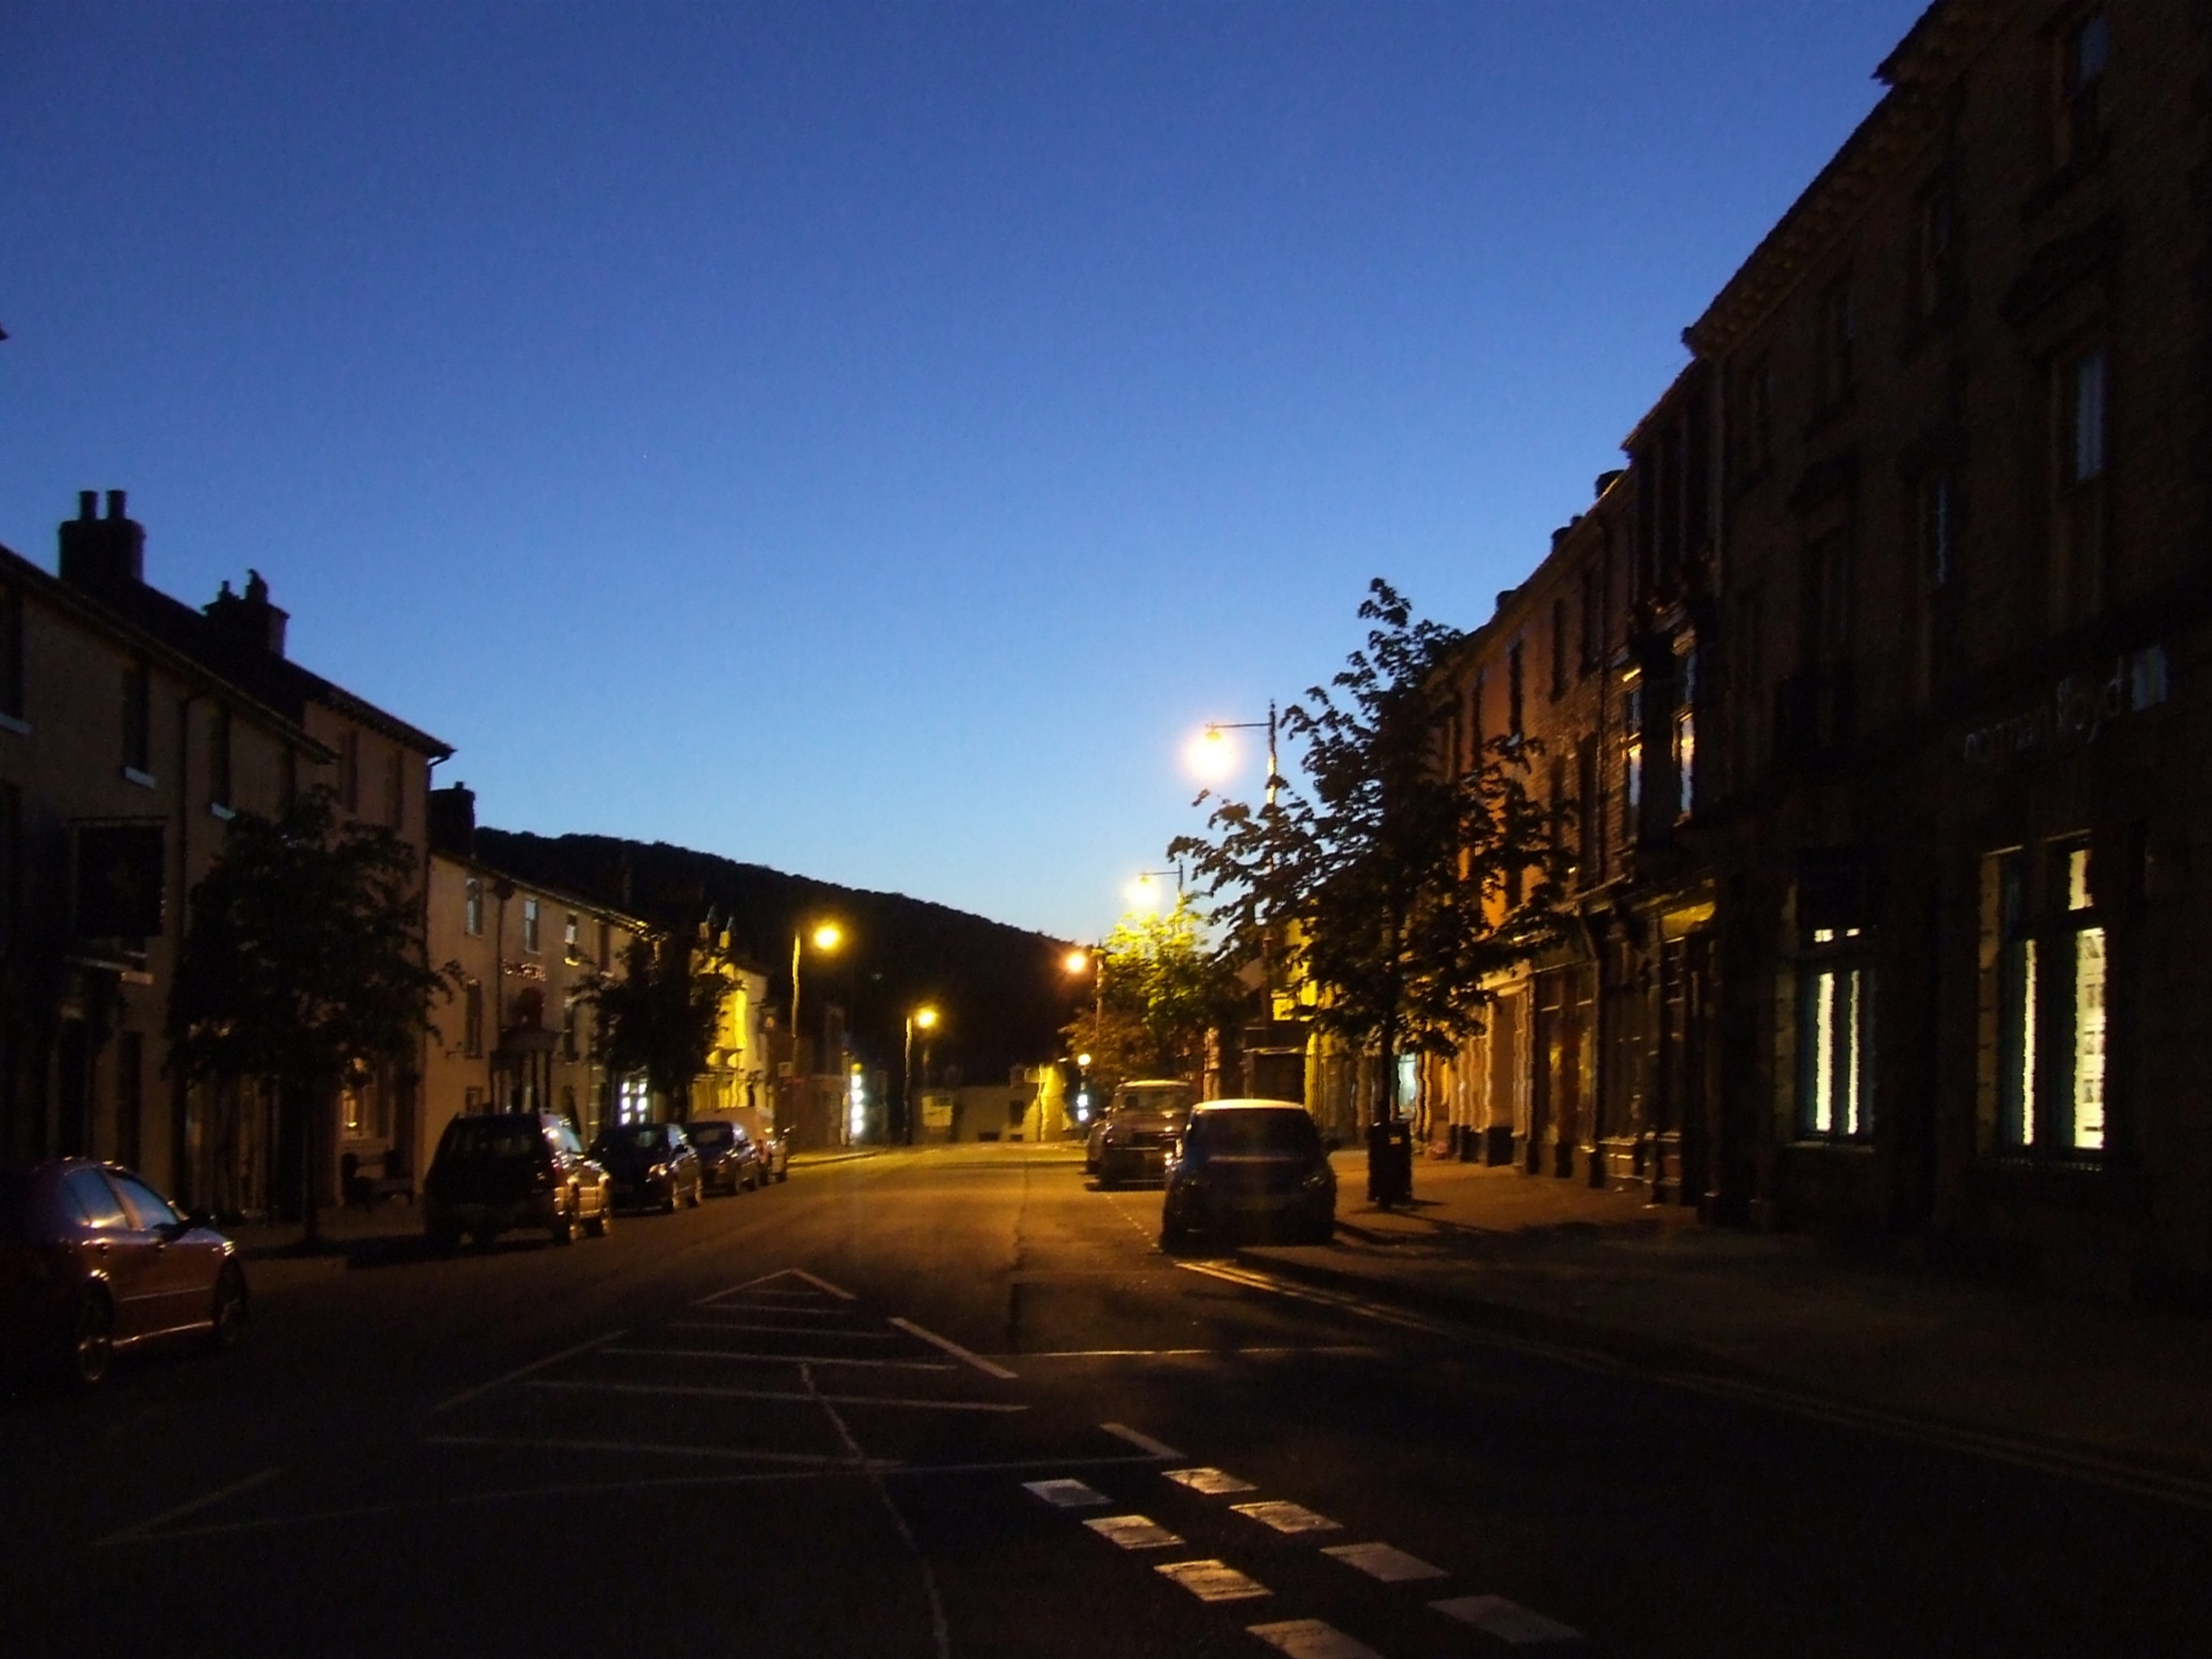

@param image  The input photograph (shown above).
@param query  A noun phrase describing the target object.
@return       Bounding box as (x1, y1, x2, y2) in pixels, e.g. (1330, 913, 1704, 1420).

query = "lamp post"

(790, 921, 843, 1080)
(1189, 700, 1280, 806)
(1125, 866, 1183, 914)
(903, 1005, 938, 1145)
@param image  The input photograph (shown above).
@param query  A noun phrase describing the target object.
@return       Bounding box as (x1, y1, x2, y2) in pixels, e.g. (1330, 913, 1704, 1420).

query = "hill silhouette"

(475, 828, 1082, 1084)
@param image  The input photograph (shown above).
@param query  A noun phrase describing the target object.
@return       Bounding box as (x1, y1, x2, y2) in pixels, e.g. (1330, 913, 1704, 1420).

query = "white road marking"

(527, 1379, 1027, 1412)
(1178, 1260, 1456, 1335)
(1155, 1559, 1271, 1603)
(95, 1466, 284, 1547)
(1247, 1618, 1385, 1659)
(1024, 1478, 1112, 1508)
(1100, 1422, 1183, 1459)
(1432, 1596, 1583, 1645)
(1323, 1541, 1447, 1582)
(1084, 1514, 1183, 1549)
(802, 1362, 953, 1659)
(689, 1301, 853, 1318)
(1233, 1498, 1341, 1535)
(890, 1316, 1019, 1379)
(603, 1346, 954, 1371)
(698, 1266, 857, 1302)
(784, 1268, 858, 1300)
(424, 1434, 882, 1467)
(1007, 1344, 1382, 1360)
(670, 1321, 897, 1340)
(431, 1330, 628, 1413)
(1163, 1466, 1257, 1495)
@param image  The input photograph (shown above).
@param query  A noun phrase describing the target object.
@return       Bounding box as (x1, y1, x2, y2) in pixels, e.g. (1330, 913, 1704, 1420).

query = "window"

(1575, 738, 1598, 879)
(1910, 178, 1958, 324)
(208, 704, 233, 812)
(122, 657, 151, 776)
(598, 919, 612, 970)
(341, 1079, 368, 1140)
(2056, 8, 2110, 169)
(463, 1085, 485, 1113)
(279, 746, 298, 813)
(1621, 671, 1644, 833)
(385, 746, 406, 830)
(1507, 641, 1525, 740)
(1672, 641, 1697, 822)
(0, 580, 22, 723)
(1737, 354, 1775, 480)
(1989, 841, 2107, 1154)
(617, 1075, 650, 1126)
(562, 995, 579, 1062)
(339, 729, 360, 812)
(1920, 470, 1961, 589)
(564, 913, 580, 962)
(463, 979, 485, 1058)
(1806, 530, 1853, 665)
(464, 876, 484, 936)
(523, 897, 541, 953)
(1817, 277, 1854, 407)
(1578, 560, 1603, 672)
(1549, 597, 1569, 699)
(2054, 342, 2109, 621)
(1799, 930, 1872, 1140)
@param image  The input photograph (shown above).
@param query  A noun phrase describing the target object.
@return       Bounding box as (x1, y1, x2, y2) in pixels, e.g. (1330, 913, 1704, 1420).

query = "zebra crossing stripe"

(1432, 1595, 1583, 1645)
(1246, 1618, 1384, 1658)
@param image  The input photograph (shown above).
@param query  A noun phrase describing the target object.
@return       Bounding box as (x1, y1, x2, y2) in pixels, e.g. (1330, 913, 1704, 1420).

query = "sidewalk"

(1239, 1153, 2212, 1496)
(224, 1201, 428, 1292)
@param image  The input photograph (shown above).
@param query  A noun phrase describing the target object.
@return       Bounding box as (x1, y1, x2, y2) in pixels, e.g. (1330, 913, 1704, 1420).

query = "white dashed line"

(1024, 1478, 1113, 1508)
(95, 1466, 285, 1548)
(1084, 1514, 1183, 1549)
(1232, 1498, 1341, 1535)
(1099, 1422, 1183, 1459)
(1323, 1541, 1447, 1582)
(1155, 1559, 1271, 1603)
(668, 1321, 897, 1340)
(1162, 1466, 1257, 1495)
(1247, 1618, 1385, 1659)
(889, 1317, 1019, 1379)
(424, 1434, 870, 1467)
(1432, 1595, 1583, 1645)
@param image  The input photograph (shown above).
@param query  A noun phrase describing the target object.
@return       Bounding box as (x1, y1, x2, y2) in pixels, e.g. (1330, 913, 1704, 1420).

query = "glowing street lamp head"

(913, 1005, 938, 1031)
(1062, 948, 1092, 976)
(1076, 1052, 1092, 1069)
(1126, 872, 1164, 913)
(811, 922, 843, 953)
(1184, 723, 1240, 785)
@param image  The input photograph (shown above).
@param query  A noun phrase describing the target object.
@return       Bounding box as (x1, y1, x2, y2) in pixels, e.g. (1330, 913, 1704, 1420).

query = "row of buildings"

(1360, 0, 2212, 1299)
(0, 494, 771, 1218)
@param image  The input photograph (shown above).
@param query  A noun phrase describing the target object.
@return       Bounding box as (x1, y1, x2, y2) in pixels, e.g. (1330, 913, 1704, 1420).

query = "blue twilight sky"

(1, 1, 1927, 942)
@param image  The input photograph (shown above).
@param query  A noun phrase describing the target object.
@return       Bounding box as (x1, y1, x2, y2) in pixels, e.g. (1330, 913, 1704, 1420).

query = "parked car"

(724, 1105, 790, 1183)
(1088, 1079, 1198, 1187)
(423, 1111, 613, 1249)
(684, 1116, 763, 1196)
(589, 1121, 703, 1213)
(0, 1159, 248, 1388)
(1159, 1100, 1336, 1249)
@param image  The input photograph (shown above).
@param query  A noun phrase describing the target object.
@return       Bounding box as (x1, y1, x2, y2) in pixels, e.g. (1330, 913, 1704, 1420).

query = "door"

(61, 1166, 159, 1340)
(109, 1169, 213, 1335)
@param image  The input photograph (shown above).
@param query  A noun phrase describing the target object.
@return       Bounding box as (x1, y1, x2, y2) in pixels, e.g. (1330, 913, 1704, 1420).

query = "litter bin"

(1367, 1118, 1413, 1207)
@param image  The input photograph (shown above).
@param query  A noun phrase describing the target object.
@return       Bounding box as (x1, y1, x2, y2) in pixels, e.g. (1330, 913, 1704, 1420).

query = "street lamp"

(1126, 866, 1182, 914)
(903, 1005, 939, 1145)
(790, 920, 844, 1078)
(1186, 701, 1280, 806)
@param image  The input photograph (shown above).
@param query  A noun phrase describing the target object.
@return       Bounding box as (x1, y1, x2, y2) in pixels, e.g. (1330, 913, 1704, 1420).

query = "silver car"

(1087, 1079, 1197, 1188)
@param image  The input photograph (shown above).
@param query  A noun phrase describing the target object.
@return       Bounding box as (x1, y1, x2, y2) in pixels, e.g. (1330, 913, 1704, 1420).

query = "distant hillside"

(475, 828, 1080, 1084)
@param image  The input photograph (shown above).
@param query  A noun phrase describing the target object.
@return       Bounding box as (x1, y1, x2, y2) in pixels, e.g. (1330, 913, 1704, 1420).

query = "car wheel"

(776, 1164, 789, 1183)
(686, 1176, 702, 1209)
(63, 1290, 115, 1388)
(209, 1264, 249, 1351)
(550, 1194, 577, 1245)
(587, 1190, 613, 1238)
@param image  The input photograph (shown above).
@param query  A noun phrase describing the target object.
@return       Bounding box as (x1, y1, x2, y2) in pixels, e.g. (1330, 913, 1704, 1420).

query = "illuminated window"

(1991, 840, 2107, 1154)
(523, 897, 541, 954)
(463, 979, 484, 1058)
(464, 876, 483, 936)
(564, 912, 580, 962)
(1799, 927, 1872, 1140)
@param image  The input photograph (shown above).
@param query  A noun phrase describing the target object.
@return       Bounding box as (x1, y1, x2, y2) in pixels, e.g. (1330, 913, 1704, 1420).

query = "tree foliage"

(169, 788, 452, 1102)
(1060, 897, 1236, 1089)
(1170, 579, 1569, 1119)
(585, 934, 730, 1117)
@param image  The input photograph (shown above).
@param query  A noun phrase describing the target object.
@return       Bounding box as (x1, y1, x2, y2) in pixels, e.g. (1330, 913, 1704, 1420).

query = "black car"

(684, 1117, 763, 1196)
(423, 1112, 613, 1249)
(1160, 1100, 1336, 1249)
(589, 1121, 703, 1213)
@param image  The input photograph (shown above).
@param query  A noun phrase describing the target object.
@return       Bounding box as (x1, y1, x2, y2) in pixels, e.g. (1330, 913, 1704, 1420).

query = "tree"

(1061, 897, 1236, 1091)
(168, 788, 454, 1240)
(585, 933, 730, 1120)
(1170, 579, 1569, 1201)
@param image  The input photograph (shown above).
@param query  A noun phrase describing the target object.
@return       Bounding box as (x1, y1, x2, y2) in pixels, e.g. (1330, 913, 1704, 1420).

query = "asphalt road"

(7, 1148, 2210, 1658)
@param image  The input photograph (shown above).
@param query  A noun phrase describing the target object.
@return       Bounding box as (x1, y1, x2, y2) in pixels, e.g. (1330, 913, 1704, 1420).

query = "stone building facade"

(1436, 0, 2212, 1294)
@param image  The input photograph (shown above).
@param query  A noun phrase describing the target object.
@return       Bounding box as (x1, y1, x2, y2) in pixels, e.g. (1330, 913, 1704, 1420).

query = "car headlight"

(648, 1162, 668, 1179)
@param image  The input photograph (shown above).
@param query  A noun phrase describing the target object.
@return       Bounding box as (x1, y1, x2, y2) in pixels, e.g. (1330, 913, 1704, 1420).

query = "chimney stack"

(428, 782, 477, 858)
(57, 487, 146, 591)
(202, 567, 289, 658)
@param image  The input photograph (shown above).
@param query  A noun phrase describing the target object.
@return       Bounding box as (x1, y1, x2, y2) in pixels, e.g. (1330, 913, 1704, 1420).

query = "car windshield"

(600, 1127, 667, 1151)
(1189, 1111, 1321, 1157)
(1114, 1085, 1194, 1116)
(689, 1123, 732, 1148)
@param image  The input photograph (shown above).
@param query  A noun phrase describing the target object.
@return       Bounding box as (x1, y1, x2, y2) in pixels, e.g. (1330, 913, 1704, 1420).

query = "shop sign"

(1962, 644, 2169, 771)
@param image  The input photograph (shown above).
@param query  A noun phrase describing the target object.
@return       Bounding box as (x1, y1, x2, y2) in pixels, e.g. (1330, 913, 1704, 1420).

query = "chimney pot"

(106, 489, 126, 519)
(77, 490, 97, 520)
